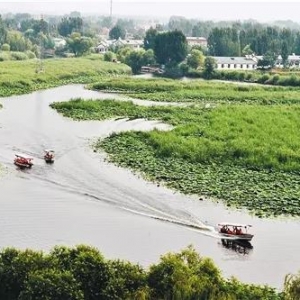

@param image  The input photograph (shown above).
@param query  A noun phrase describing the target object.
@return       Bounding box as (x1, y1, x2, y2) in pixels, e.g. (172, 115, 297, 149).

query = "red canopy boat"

(14, 154, 33, 169)
(44, 149, 55, 163)
(218, 222, 254, 241)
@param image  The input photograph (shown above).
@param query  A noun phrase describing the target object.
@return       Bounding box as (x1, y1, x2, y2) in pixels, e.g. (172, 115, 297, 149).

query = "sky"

(1, 0, 300, 22)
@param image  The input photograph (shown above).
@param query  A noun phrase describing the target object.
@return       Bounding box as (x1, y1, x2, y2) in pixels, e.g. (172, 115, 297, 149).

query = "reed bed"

(91, 77, 300, 104)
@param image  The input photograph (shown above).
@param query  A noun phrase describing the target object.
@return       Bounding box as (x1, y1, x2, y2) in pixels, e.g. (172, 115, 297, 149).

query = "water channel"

(0, 84, 299, 289)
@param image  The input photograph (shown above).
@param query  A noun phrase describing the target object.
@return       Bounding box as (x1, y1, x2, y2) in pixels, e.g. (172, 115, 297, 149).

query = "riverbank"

(0, 57, 130, 97)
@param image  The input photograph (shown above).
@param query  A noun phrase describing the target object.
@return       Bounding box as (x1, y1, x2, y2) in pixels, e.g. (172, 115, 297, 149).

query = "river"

(0, 84, 299, 289)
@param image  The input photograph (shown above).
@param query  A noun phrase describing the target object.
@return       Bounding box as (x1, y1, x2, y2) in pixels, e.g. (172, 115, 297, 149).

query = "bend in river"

(0, 84, 299, 289)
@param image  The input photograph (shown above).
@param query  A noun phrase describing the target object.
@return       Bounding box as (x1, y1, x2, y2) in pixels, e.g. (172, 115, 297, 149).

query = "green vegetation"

(0, 245, 287, 299)
(90, 77, 300, 104)
(0, 50, 36, 61)
(0, 57, 130, 97)
(52, 98, 300, 217)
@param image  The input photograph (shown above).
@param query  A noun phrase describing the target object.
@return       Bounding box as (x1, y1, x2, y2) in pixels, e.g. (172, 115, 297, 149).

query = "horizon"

(1, 1, 300, 23)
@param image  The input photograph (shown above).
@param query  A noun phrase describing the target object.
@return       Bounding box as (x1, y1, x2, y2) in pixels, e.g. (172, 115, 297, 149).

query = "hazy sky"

(1, 0, 300, 22)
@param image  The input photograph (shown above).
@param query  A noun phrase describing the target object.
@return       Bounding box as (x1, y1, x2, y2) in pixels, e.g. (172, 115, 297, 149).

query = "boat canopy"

(44, 149, 55, 153)
(218, 222, 252, 228)
(15, 154, 33, 159)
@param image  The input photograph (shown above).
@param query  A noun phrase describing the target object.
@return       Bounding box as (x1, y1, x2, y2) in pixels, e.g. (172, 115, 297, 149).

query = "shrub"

(0, 52, 10, 61)
(25, 50, 36, 59)
(1, 44, 10, 51)
(104, 51, 116, 62)
(10, 51, 28, 61)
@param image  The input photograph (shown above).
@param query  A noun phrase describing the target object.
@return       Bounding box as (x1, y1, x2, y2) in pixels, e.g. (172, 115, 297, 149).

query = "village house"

(214, 56, 257, 70)
(186, 37, 207, 48)
(95, 38, 144, 53)
(95, 40, 110, 53)
(255, 53, 300, 68)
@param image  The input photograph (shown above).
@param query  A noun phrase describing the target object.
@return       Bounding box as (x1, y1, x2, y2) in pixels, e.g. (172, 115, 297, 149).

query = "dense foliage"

(0, 245, 285, 300)
(154, 30, 188, 65)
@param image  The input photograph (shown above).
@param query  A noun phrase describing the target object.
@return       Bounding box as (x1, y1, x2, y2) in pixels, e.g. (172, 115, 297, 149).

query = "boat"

(44, 149, 55, 163)
(14, 154, 33, 169)
(217, 222, 254, 241)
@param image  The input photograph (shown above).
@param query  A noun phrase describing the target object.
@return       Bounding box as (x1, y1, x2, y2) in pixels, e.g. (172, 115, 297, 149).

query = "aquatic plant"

(52, 98, 300, 217)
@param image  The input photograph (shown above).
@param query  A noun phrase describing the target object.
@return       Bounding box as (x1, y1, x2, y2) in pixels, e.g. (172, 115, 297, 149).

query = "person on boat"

(236, 228, 242, 235)
(45, 151, 53, 159)
(221, 226, 227, 233)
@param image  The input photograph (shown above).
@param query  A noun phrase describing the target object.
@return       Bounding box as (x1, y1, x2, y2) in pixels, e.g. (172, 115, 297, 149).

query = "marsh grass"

(91, 77, 300, 104)
(0, 58, 130, 97)
(52, 98, 300, 216)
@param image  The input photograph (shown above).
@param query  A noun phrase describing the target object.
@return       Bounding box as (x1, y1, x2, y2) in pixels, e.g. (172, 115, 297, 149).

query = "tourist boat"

(218, 222, 254, 241)
(44, 149, 55, 163)
(14, 154, 33, 169)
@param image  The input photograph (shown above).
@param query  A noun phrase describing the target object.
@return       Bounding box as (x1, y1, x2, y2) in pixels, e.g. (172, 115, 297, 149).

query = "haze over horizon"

(0, 1, 300, 23)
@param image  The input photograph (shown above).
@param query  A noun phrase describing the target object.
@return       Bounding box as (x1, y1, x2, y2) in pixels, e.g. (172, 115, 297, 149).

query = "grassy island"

(52, 77, 300, 218)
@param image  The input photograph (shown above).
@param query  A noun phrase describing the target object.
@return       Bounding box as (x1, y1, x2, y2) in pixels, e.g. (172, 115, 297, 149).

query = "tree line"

(1, 244, 298, 300)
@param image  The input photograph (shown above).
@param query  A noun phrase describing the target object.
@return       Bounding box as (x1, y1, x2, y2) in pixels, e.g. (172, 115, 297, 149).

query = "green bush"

(1, 44, 10, 51)
(104, 51, 116, 62)
(25, 50, 36, 59)
(0, 52, 10, 61)
(10, 51, 28, 61)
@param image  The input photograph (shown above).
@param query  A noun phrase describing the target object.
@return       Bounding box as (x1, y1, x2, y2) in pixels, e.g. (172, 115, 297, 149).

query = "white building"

(186, 37, 207, 48)
(95, 38, 144, 53)
(214, 56, 257, 70)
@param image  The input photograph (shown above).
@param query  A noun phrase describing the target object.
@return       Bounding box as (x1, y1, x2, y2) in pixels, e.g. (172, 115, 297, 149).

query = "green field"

(90, 77, 300, 104)
(0, 57, 131, 97)
(52, 97, 300, 217)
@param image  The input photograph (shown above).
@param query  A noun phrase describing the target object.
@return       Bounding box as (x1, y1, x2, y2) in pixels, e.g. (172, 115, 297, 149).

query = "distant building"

(95, 40, 110, 53)
(53, 38, 66, 49)
(214, 56, 257, 70)
(256, 53, 300, 68)
(95, 38, 144, 53)
(186, 37, 207, 48)
(110, 38, 144, 50)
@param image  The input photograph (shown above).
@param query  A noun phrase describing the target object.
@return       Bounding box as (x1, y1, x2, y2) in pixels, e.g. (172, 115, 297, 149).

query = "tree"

(0, 248, 52, 299)
(67, 32, 93, 56)
(50, 245, 112, 300)
(125, 50, 145, 74)
(203, 56, 216, 79)
(242, 44, 254, 55)
(143, 49, 156, 65)
(143, 27, 157, 50)
(154, 30, 188, 66)
(281, 41, 289, 68)
(284, 271, 300, 300)
(117, 46, 132, 63)
(109, 25, 126, 40)
(257, 51, 277, 70)
(0, 15, 8, 45)
(19, 270, 84, 300)
(58, 17, 83, 37)
(6, 30, 31, 52)
(186, 49, 204, 69)
(104, 51, 116, 62)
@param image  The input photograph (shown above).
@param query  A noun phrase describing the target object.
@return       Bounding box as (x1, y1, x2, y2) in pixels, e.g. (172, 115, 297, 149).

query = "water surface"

(0, 85, 299, 289)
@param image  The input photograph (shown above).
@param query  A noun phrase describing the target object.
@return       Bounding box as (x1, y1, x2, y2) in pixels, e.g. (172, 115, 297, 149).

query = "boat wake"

(121, 207, 216, 232)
